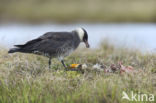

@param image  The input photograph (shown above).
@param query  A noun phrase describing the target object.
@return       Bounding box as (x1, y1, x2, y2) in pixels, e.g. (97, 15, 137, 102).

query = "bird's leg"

(61, 60, 68, 70)
(48, 57, 52, 69)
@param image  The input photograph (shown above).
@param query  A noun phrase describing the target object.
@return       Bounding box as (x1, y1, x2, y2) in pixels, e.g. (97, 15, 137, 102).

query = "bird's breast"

(57, 47, 74, 57)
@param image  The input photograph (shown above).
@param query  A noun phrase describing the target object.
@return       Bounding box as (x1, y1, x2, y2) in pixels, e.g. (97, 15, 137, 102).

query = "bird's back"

(11, 31, 81, 57)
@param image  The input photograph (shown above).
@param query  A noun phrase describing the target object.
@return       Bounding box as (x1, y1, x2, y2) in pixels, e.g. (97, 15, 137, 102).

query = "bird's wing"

(31, 39, 72, 53)
(14, 38, 42, 48)
(15, 32, 73, 53)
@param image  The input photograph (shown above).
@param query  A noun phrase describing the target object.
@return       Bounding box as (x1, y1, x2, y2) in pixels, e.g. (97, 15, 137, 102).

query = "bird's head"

(75, 28, 90, 48)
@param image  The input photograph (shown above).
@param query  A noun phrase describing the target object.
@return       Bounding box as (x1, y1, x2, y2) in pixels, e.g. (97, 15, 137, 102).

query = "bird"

(8, 28, 90, 69)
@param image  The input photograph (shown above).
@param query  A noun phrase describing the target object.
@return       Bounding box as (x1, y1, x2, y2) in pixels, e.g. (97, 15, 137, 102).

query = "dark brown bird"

(8, 28, 90, 69)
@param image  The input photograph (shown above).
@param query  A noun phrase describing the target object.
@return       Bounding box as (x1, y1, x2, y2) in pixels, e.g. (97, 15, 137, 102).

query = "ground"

(0, 42, 156, 103)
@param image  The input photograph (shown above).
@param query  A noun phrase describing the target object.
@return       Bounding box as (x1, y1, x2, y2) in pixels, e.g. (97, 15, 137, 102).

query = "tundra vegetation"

(0, 41, 155, 103)
(0, 0, 156, 23)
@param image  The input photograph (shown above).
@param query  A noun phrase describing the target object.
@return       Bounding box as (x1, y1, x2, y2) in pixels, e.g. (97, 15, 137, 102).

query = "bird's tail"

(8, 48, 20, 53)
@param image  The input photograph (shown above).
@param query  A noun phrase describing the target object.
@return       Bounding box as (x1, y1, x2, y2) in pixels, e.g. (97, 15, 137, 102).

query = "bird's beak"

(85, 41, 90, 48)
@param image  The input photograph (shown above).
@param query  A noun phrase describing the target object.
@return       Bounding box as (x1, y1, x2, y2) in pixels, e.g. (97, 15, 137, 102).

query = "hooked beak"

(85, 41, 90, 48)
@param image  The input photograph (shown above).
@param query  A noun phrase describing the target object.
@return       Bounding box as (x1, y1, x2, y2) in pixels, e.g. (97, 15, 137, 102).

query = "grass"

(0, 0, 156, 23)
(0, 42, 156, 103)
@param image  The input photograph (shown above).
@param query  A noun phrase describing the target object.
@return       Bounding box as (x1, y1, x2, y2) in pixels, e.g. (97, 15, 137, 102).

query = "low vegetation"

(0, 42, 155, 103)
(0, 0, 156, 23)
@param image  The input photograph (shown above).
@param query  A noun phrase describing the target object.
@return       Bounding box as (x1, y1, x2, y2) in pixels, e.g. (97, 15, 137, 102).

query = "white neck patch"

(75, 28, 84, 41)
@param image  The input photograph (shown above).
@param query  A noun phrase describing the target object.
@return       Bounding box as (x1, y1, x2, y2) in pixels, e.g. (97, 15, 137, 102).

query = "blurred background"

(0, 0, 156, 51)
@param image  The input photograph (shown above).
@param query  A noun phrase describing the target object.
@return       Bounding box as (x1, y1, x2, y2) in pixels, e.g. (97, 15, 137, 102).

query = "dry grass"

(0, 42, 156, 103)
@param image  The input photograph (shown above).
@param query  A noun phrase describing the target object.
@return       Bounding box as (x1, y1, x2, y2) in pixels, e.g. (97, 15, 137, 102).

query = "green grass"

(0, 42, 156, 103)
(0, 0, 156, 23)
